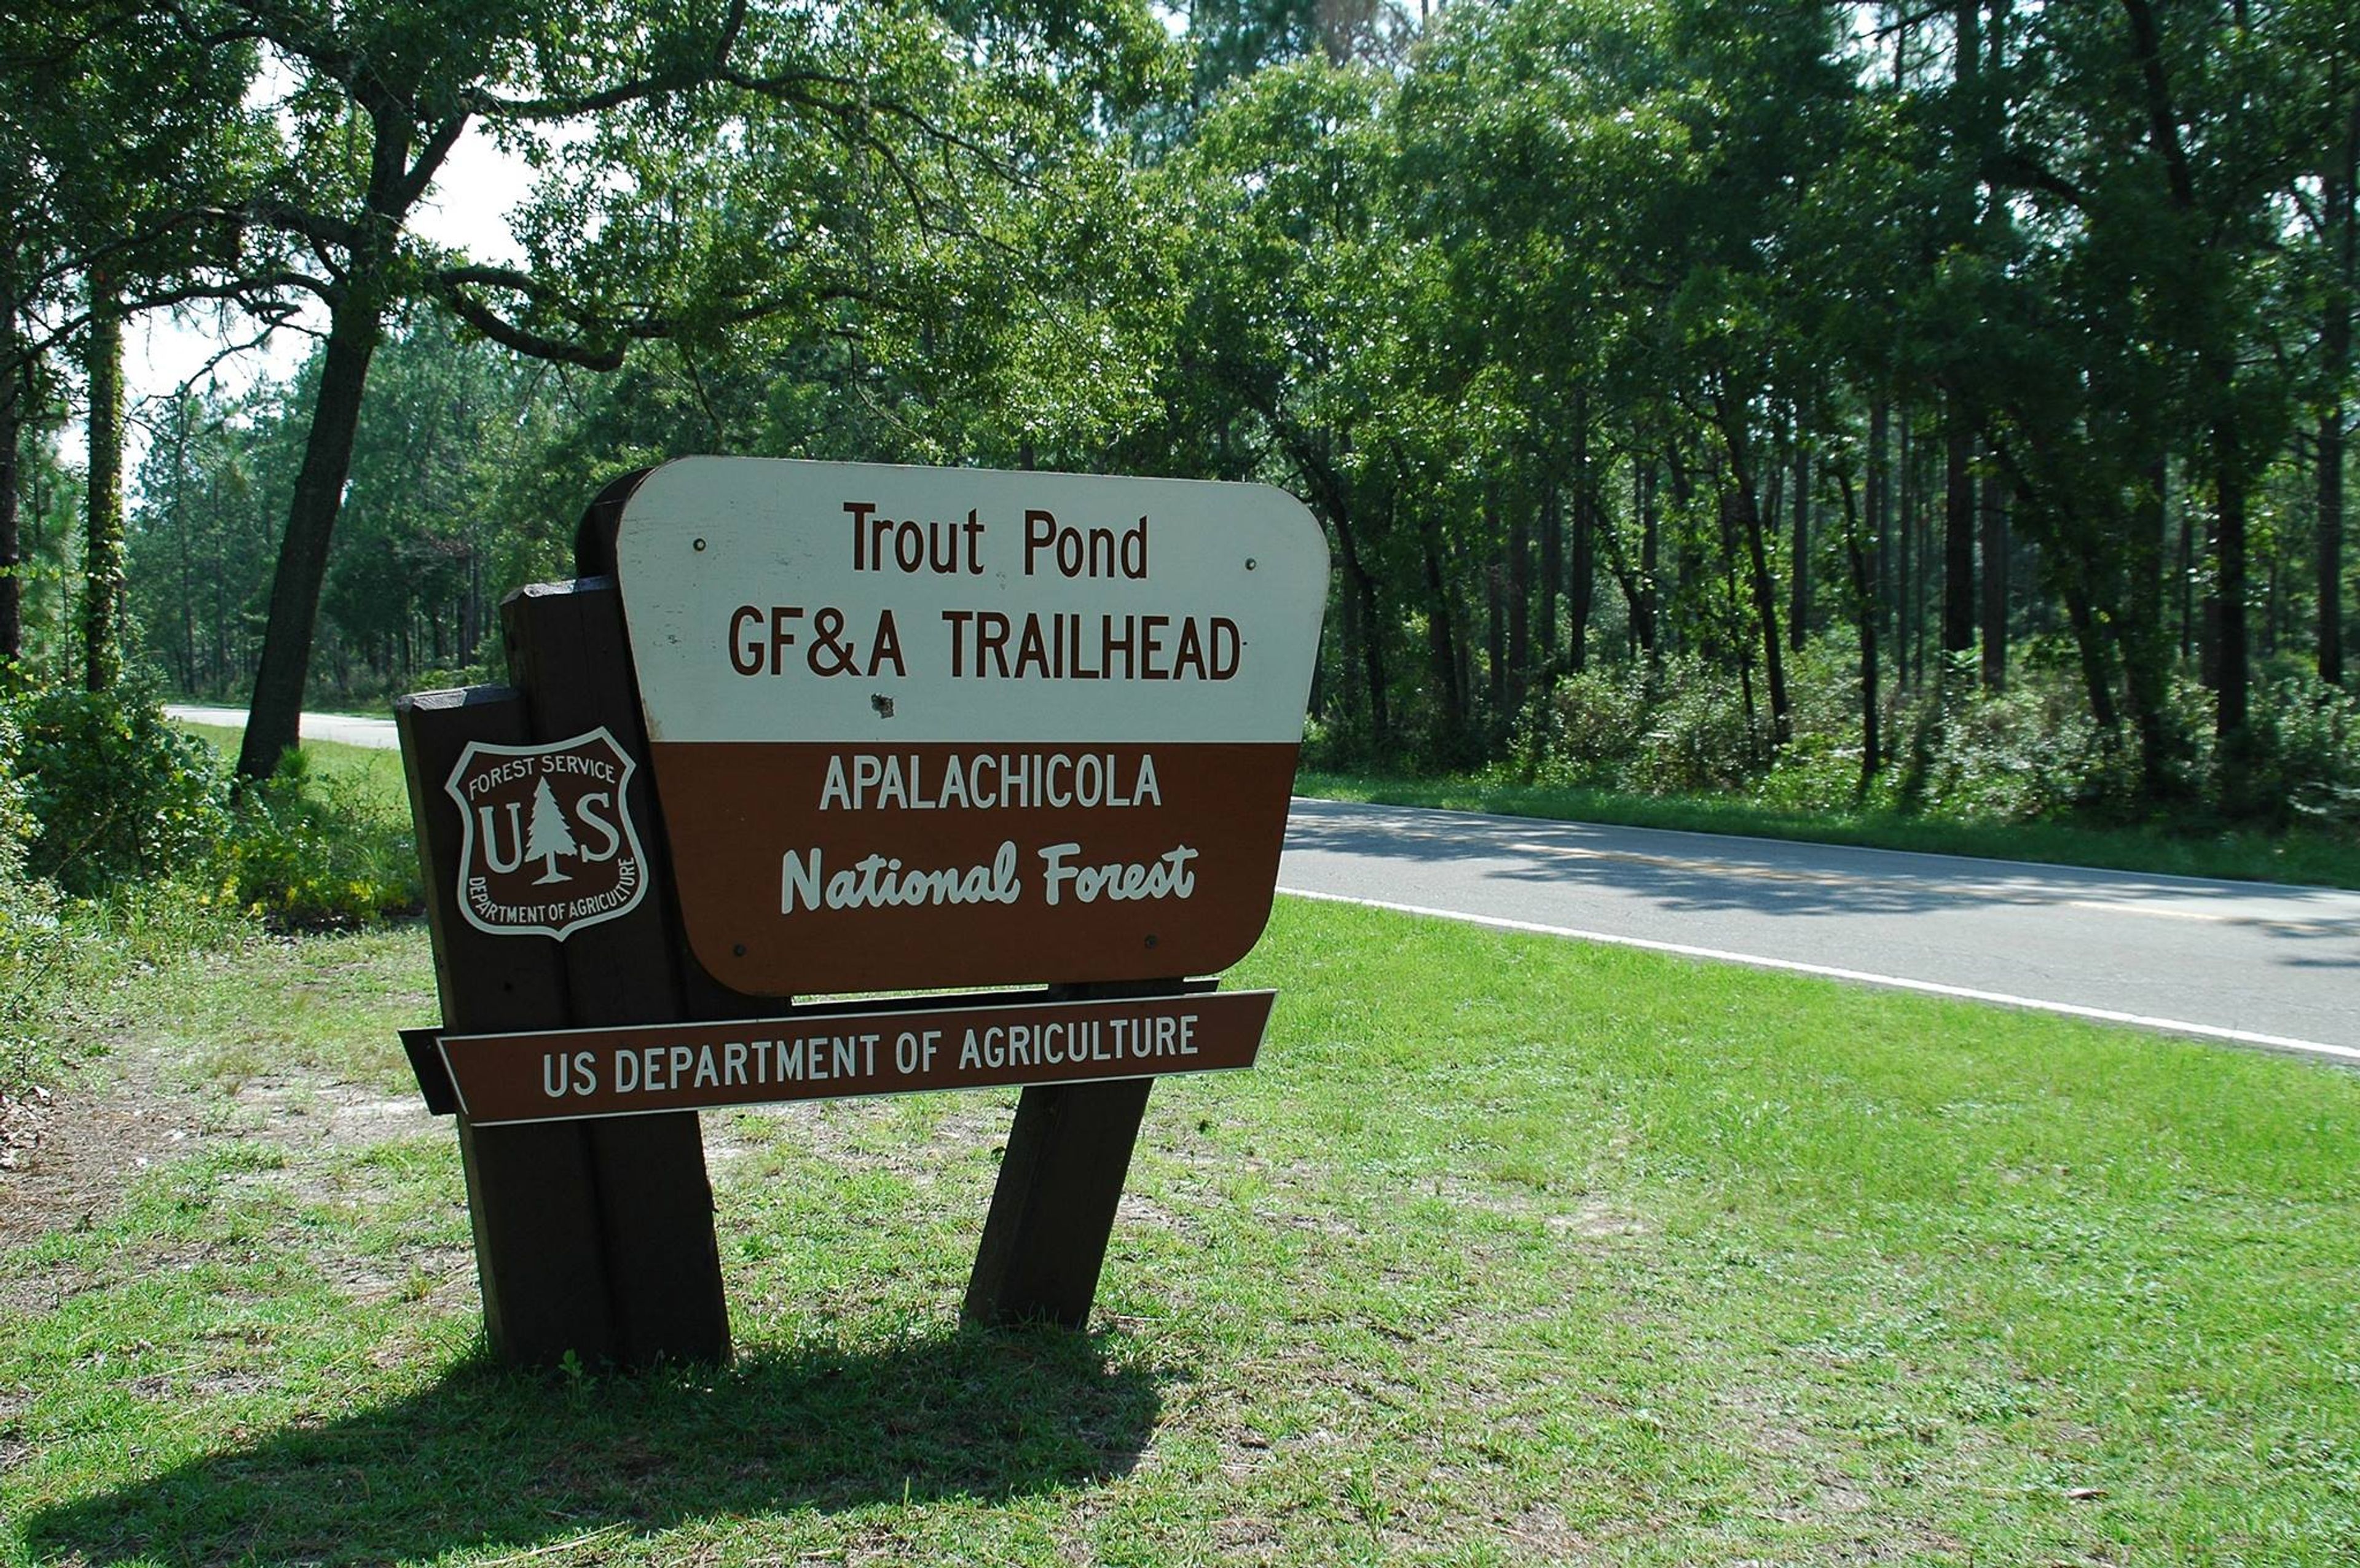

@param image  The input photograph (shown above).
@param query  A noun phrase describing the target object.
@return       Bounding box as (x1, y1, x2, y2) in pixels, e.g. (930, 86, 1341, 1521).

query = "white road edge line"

(1275, 885, 2360, 1068)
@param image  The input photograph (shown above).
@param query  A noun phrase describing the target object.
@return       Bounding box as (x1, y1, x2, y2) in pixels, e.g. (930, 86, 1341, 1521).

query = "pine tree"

(524, 777, 578, 885)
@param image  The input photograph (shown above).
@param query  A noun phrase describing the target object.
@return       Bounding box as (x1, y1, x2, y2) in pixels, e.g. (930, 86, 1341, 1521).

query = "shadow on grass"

(25, 1324, 1169, 1566)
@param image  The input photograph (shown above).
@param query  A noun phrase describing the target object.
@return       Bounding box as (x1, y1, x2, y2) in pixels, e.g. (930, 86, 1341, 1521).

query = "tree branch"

(392, 115, 471, 216)
(465, 0, 749, 120)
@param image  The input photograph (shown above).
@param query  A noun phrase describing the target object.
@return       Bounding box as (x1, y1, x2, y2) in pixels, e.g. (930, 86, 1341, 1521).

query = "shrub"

(221, 748, 422, 928)
(0, 700, 68, 1096)
(2244, 675, 2360, 829)
(1629, 657, 1758, 794)
(1905, 678, 2112, 823)
(10, 684, 232, 897)
(1511, 665, 1650, 785)
(1752, 729, 1873, 814)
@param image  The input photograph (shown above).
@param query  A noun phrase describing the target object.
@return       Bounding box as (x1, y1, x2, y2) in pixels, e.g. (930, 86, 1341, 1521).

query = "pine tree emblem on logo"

(443, 727, 648, 939)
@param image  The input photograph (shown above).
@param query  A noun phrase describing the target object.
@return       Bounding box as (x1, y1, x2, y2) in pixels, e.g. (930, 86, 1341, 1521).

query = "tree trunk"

(1569, 404, 1594, 672)
(1789, 444, 1809, 653)
(1539, 476, 1561, 661)
(1422, 519, 1466, 749)
(1485, 560, 1506, 716)
(240, 288, 385, 777)
(1896, 414, 1916, 690)
(2322, 85, 2356, 687)
(1943, 415, 1975, 656)
(2324, 411, 2348, 689)
(1637, 460, 1659, 668)
(1356, 557, 1390, 748)
(2061, 571, 2122, 734)
(82, 280, 124, 694)
(1707, 403, 1788, 751)
(2176, 472, 2194, 665)
(1839, 468, 1880, 784)
(173, 398, 197, 691)
(1337, 558, 1362, 727)
(2123, 456, 2177, 798)
(1869, 400, 1890, 684)
(0, 316, 21, 667)
(1979, 458, 2007, 692)
(1736, 477, 1791, 745)
(1506, 483, 1530, 705)
(1331, 514, 1390, 751)
(2199, 487, 2221, 691)
(2211, 393, 2251, 750)
(210, 476, 228, 692)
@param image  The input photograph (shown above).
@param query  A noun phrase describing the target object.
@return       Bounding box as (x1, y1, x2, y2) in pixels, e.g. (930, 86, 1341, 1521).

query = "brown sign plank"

(436, 990, 1274, 1126)
(499, 576, 732, 1366)
(395, 685, 620, 1366)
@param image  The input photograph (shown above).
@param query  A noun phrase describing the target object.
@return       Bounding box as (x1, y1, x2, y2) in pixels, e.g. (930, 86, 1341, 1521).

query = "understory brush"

(1457, 644, 2360, 838)
(0, 682, 419, 1097)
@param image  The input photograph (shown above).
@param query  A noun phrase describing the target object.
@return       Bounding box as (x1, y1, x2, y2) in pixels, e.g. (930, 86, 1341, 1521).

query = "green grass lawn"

(1297, 767, 2360, 890)
(175, 720, 409, 804)
(6, 898, 2358, 1564)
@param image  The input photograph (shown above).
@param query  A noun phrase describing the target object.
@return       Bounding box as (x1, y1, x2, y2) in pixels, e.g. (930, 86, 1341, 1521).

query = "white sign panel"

(610, 457, 1329, 995)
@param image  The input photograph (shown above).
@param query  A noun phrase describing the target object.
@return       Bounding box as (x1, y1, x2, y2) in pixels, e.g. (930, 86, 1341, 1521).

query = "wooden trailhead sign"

(613, 459, 1326, 995)
(396, 458, 1326, 1369)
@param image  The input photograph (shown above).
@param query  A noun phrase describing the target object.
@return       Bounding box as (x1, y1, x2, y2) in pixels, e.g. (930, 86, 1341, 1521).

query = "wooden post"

(962, 980, 1179, 1329)
(396, 687, 618, 1368)
(500, 578, 732, 1367)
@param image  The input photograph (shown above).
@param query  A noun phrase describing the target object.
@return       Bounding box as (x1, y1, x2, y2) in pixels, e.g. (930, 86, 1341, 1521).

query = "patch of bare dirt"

(1, 1083, 52, 1172)
(233, 1073, 438, 1149)
(0, 1041, 211, 1261)
(1, 1025, 460, 1322)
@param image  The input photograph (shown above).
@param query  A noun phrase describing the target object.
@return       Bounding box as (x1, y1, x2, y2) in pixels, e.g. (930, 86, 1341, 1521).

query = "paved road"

(167, 704, 398, 751)
(167, 705, 2359, 1060)
(1279, 798, 2360, 1063)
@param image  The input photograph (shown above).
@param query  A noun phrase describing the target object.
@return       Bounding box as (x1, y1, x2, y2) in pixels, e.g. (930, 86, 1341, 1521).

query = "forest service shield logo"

(444, 727, 648, 939)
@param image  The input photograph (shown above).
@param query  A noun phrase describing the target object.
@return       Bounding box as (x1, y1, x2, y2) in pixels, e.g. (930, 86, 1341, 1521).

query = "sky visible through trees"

(6, 0, 2356, 823)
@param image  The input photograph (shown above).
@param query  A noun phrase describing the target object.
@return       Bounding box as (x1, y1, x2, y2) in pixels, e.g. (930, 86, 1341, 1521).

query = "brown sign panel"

(435, 990, 1276, 1126)
(611, 458, 1328, 996)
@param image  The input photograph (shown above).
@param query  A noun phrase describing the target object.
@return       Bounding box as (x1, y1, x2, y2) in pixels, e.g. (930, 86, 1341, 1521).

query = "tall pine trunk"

(2321, 85, 2356, 688)
(1716, 390, 1790, 745)
(82, 280, 124, 694)
(1979, 458, 2008, 692)
(1337, 528, 1390, 751)
(1788, 445, 1809, 653)
(1888, 412, 1906, 688)
(1739, 480, 1790, 745)
(2210, 391, 2252, 750)
(1506, 483, 1530, 706)
(2124, 455, 2179, 798)
(1, 308, 21, 666)
(1568, 398, 1594, 672)
(1539, 475, 1561, 662)
(1869, 401, 1890, 687)
(1420, 516, 1466, 751)
(1943, 415, 1975, 657)
(1839, 469, 1880, 785)
(2325, 415, 2348, 690)
(1637, 461, 1660, 670)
